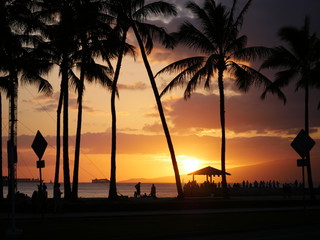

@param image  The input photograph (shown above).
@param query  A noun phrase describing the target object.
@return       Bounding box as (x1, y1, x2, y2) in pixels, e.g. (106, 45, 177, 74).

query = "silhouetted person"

(37, 184, 44, 211)
(42, 183, 48, 211)
(31, 189, 38, 212)
(43, 183, 48, 199)
(150, 184, 156, 198)
(54, 183, 63, 212)
(135, 182, 141, 198)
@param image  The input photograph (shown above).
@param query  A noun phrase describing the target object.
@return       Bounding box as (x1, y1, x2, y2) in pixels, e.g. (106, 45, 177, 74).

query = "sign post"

(31, 131, 48, 188)
(291, 129, 315, 203)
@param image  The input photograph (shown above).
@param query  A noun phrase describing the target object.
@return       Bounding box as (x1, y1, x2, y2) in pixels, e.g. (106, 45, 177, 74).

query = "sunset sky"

(2, 0, 320, 185)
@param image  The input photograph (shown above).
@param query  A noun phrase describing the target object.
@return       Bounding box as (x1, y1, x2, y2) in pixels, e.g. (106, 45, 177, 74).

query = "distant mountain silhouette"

(119, 177, 176, 183)
(120, 158, 320, 184)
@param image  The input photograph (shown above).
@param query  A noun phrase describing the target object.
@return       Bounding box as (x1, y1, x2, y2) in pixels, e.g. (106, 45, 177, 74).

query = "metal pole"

(39, 165, 42, 188)
(6, 142, 22, 237)
(302, 162, 306, 210)
(10, 155, 16, 231)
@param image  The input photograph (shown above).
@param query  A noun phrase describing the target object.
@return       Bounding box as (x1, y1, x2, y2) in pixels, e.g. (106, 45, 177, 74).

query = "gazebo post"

(188, 166, 231, 184)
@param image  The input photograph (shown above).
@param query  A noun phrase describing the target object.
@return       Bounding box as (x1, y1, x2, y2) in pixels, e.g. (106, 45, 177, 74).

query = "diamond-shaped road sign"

(31, 130, 48, 160)
(291, 129, 315, 159)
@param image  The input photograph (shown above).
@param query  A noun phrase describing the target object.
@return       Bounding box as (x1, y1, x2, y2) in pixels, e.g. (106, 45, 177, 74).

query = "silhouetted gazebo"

(188, 166, 231, 183)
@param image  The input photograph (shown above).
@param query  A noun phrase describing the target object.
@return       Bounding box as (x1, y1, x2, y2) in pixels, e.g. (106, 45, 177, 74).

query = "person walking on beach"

(135, 182, 141, 198)
(150, 184, 156, 199)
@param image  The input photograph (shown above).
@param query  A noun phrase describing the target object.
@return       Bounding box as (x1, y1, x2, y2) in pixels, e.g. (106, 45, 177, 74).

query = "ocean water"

(3, 182, 179, 198)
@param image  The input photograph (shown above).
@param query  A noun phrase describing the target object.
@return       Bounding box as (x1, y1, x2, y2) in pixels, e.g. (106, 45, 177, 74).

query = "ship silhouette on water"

(92, 178, 110, 183)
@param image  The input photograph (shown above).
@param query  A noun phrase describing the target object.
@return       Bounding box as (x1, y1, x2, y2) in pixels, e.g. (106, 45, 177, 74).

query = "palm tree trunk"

(132, 24, 183, 198)
(71, 72, 84, 200)
(62, 57, 71, 199)
(8, 74, 18, 198)
(108, 32, 127, 200)
(304, 83, 314, 200)
(109, 74, 118, 200)
(0, 93, 3, 200)
(218, 69, 229, 198)
(54, 89, 63, 198)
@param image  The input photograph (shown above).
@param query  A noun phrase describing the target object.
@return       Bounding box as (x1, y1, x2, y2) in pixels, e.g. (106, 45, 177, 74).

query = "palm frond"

(159, 57, 205, 97)
(234, 46, 271, 62)
(233, 0, 252, 29)
(69, 70, 80, 92)
(85, 63, 113, 89)
(20, 74, 53, 96)
(134, 1, 177, 20)
(176, 22, 215, 54)
(135, 21, 176, 53)
(275, 69, 298, 89)
(230, 62, 273, 92)
(226, 0, 236, 30)
(156, 56, 205, 77)
(226, 35, 247, 55)
(0, 76, 10, 93)
(260, 46, 298, 70)
(184, 66, 210, 98)
(203, 53, 219, 88)
(229, 62, 253, 92)
(187, 1, 214, 37)
(260, 81, 287, 104)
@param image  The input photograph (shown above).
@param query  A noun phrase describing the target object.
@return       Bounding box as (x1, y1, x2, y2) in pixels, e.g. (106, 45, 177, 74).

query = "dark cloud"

(149, 0, 320, 67)
(22, 92, 59, 112)
(24, 91, 105, 115)
(163, 87, 320, 135)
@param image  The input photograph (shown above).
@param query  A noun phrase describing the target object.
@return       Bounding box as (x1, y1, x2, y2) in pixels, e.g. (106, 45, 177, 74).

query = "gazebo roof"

(188, 166, 231, 177)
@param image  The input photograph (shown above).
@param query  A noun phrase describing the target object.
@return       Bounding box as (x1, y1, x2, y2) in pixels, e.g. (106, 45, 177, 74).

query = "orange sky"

(1, 0, 320, 185)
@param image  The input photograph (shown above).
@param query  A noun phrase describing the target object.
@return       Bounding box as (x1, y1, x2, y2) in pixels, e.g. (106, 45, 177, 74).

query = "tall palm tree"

(70, 0, 115, 199)
(103, 1, 136, 200)
(107, 0, 183, 198)
(107, 28, 135, 200)
(156, 0, 271, 198)
(35, 0, 81, 199)
(261, 16, 320, 200)
(33, 0, 64, 199)
(0, 0, 53, 197)
(36, 0, 116, 199)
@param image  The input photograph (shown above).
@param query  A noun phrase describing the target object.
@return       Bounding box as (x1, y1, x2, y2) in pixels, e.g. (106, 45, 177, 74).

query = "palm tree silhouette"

(36, 0, 82, 199)
(261, 16, 320, 200)
(70, 0, 114, 199)
(107, 0, 183, 198)
(0, 0, 53, 197)
(156, 0, 271, 198)
(103, 1, 136, 199)
(32, 0, 64, 198)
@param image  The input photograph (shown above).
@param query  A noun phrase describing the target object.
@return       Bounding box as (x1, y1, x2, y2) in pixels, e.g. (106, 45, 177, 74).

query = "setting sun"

(178, 156, 202, 174)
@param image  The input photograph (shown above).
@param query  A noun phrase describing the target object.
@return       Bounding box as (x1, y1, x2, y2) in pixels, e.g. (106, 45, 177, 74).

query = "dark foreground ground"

(1, 195, 320, 240)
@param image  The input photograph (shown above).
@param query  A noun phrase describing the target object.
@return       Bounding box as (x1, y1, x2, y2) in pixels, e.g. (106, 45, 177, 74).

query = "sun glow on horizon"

(177, 155, 204, 174)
